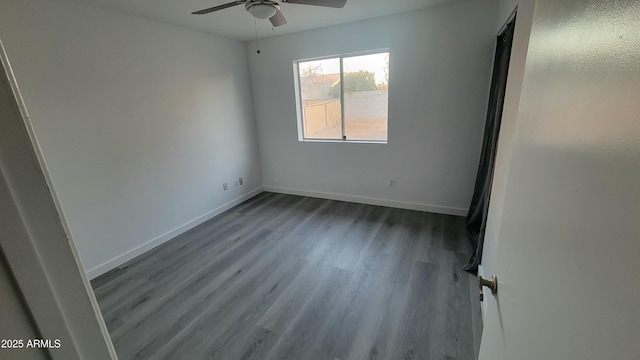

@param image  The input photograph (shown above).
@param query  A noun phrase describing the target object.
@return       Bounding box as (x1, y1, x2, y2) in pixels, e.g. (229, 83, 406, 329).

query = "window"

(294, 51, 389, 142)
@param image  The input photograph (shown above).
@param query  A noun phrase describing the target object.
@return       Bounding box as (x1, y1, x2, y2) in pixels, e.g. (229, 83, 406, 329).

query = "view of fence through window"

(297, 52, 389, 141)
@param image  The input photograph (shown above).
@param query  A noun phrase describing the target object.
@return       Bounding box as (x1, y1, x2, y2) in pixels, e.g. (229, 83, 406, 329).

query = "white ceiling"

(69, 0, 464, 41)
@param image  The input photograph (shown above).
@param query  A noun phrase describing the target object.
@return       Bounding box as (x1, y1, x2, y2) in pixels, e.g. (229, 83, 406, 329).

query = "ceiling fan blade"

(191, 1, 244, 15)
(283, 0, 346, 8)
(269, 9, 288, 27)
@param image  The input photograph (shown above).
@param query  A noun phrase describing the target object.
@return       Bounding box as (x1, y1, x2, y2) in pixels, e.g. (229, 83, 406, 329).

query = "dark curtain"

(463, 19, 516, 273)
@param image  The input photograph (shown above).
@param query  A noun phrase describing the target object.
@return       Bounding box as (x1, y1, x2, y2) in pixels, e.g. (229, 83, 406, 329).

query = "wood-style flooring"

(91, 192, 482, 360)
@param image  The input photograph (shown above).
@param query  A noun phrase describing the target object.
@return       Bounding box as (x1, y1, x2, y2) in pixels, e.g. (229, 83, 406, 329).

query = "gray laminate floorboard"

(91, 192, 482, 360)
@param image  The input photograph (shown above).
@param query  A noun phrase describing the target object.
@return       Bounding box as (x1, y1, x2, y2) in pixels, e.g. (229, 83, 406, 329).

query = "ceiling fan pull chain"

(253, 7, 261, 54)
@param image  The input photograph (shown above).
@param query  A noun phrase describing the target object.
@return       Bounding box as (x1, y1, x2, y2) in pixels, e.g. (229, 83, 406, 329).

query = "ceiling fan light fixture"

(245, 1, 279, 19)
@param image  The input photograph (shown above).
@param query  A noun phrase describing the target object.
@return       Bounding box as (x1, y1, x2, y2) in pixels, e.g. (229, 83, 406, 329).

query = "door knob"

(479, 274, 498, 301)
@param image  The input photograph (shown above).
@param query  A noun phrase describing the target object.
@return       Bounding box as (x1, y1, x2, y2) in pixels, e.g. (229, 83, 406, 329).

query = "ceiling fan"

(192, 0, 347, 27)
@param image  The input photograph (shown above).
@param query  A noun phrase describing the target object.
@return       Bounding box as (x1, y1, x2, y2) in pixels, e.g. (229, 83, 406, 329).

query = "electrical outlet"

(390, 180, 395, 188)
(223, 182, 228, 191)
(239, 177, 243, 186)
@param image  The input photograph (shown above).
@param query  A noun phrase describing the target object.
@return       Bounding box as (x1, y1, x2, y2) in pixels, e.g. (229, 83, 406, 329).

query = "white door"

(0, 40, 117, 360)
(478, 0, 640, 359)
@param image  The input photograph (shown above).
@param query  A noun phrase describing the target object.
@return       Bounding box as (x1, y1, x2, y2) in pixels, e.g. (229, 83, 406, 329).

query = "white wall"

(248, 0, 497, 215)
(0, 0, 263, 278)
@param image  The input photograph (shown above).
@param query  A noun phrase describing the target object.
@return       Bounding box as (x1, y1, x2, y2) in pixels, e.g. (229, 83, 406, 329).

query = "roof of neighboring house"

(300, 74, 340, 100)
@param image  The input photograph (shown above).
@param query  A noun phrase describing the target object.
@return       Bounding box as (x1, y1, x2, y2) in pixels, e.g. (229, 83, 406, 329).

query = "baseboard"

(87, 186, 264, 279)
(263, 186, 468, 216)
(88, 185, 467, 279)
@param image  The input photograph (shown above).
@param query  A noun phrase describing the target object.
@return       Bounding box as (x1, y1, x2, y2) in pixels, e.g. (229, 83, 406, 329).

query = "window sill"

(299, 138, 387, 144)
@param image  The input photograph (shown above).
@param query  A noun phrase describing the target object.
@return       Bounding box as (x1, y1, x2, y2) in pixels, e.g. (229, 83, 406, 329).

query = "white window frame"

(293, 49, 389, 144)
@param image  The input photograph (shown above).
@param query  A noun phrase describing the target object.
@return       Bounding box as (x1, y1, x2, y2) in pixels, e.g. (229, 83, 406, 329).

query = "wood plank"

(99, 195, 322, 326)
(213, 326, 280, 360)
(390, 260, 439, 359)
(264, 266, 353, 360)
(91, 193, 482, 360)
(429, 250, 476, 359)
(150, 254, 307, 359)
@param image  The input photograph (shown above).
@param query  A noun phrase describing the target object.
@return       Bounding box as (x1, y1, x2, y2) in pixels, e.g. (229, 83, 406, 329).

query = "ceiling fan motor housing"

(245, 0, 280, 19)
